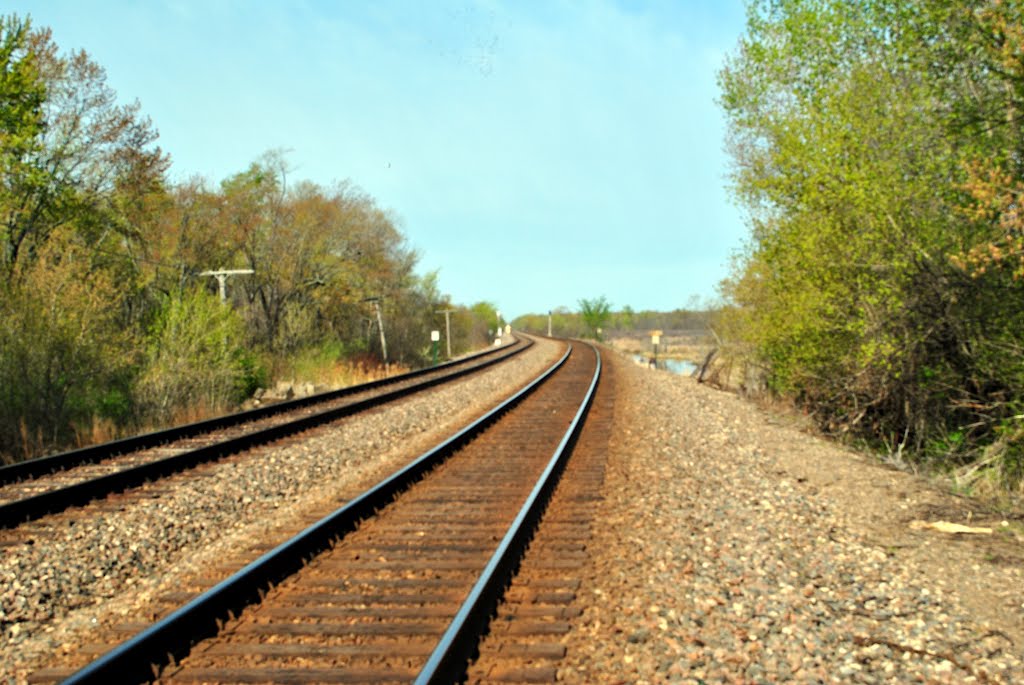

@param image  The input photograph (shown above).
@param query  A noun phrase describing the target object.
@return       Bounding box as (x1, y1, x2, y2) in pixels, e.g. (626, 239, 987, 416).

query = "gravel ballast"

(0, 337, 563, 684)
(560, 350, 1024, 683)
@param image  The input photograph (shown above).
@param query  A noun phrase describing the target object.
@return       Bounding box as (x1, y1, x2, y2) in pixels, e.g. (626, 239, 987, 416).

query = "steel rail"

(0, 336, 527, 486)
(0, 337, 531, 528)
(416, 342, 601, 683)
(61, 343, 574, 685)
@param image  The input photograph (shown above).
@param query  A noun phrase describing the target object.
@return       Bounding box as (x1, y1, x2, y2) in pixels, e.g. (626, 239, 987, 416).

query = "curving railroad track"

(0, 337, 529, 530)
(34, 340, 605, 684)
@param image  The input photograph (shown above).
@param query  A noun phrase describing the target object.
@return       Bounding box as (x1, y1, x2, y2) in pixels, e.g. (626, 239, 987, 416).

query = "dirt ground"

(759, 408, 1024, 647)
(560, 348, 1024, 682)
(668, 352, 1024, 648)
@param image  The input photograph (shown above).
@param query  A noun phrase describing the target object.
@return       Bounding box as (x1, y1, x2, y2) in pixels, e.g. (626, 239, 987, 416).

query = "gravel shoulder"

(1, 337, 564, 684)
(560, 347, 1024, 684)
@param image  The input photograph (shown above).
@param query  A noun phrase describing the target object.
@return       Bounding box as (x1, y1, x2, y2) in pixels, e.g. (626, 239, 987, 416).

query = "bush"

(0, 238, 131, 461)
(136, 287, 252, 422)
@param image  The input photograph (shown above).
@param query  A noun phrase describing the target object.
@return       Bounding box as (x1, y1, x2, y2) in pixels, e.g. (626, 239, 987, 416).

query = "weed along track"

(29, 340, 604, 684)
(0, 337, 529, 531)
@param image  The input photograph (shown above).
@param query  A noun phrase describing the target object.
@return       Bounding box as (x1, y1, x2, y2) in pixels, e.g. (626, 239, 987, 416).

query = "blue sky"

(18, 0, 750, 318)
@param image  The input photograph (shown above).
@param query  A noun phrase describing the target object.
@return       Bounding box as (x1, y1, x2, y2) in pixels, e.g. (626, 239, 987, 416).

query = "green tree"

(381, 270, 448, 366)
(446, 301, 500, 353)
(579, 296, 612, 341)
(0, 15, 46, 269)
(136, 287, 253, 422)
(718, 0, 1024, 489)
(210, 153, 421, 360)
(615, 305, 635, 330)
(1, 18, 167, 282)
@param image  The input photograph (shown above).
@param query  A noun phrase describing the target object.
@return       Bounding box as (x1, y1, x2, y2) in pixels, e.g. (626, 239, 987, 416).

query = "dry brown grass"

(73, 416, 120, 449)
(4, 359, 406, 464)
(605, 332, 713, 364)
(304, 359, 404, 389)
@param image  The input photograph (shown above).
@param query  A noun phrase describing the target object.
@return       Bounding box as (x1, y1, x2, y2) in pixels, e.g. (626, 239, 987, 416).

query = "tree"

(578, 296, 611, 341)
(0, 15, 165, 459)
(446, 301, 500, 353)
(0, 231, 132, 457)
(718, 0, 1024, 490)
(615, 305, 635, 330)
(1, 18, 167, 282)
(197, 152, 420, 361)
(0, 14, 46, 277)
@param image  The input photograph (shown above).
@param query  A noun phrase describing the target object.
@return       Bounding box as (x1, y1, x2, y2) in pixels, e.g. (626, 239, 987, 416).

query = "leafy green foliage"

(135, 287, 252, 421)
(578, 296, 612, 341)
(0, 16, 46, 238)
(718, 0, 1024, 493)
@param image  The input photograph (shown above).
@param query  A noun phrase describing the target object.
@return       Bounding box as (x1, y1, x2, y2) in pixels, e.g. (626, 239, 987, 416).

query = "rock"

(274, 381, 295, 400)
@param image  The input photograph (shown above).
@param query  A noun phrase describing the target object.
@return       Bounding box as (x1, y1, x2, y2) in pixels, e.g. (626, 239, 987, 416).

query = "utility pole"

(199, 268, 254, 303)
(435, 308, 455, 359)
(364, 296, 388, 365)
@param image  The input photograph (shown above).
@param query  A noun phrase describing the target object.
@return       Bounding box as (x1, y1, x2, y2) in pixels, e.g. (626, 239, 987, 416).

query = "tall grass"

(275, 342, 405, 390)
(1, 345, 402, 464)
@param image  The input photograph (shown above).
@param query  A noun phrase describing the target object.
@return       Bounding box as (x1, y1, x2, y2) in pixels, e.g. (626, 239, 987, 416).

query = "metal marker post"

(651, 330, 661, 368)
(431, 330, 440, 366)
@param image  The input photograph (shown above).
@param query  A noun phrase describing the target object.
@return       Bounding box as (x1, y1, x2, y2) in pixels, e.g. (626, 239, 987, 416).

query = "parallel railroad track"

(0, 337, 529, 529)
(38, 340, 602, 684)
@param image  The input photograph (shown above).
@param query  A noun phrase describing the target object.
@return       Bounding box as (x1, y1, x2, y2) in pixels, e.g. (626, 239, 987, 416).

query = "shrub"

(136, 287, 252, 422)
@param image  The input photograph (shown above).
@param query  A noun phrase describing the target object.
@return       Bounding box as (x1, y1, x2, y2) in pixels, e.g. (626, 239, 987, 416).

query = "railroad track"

(40, 340, 602, 684)
(0, 337, 529, 529)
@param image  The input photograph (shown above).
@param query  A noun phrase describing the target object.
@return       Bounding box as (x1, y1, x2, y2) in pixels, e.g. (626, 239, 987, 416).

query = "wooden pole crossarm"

(199, 269, 254, 303)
